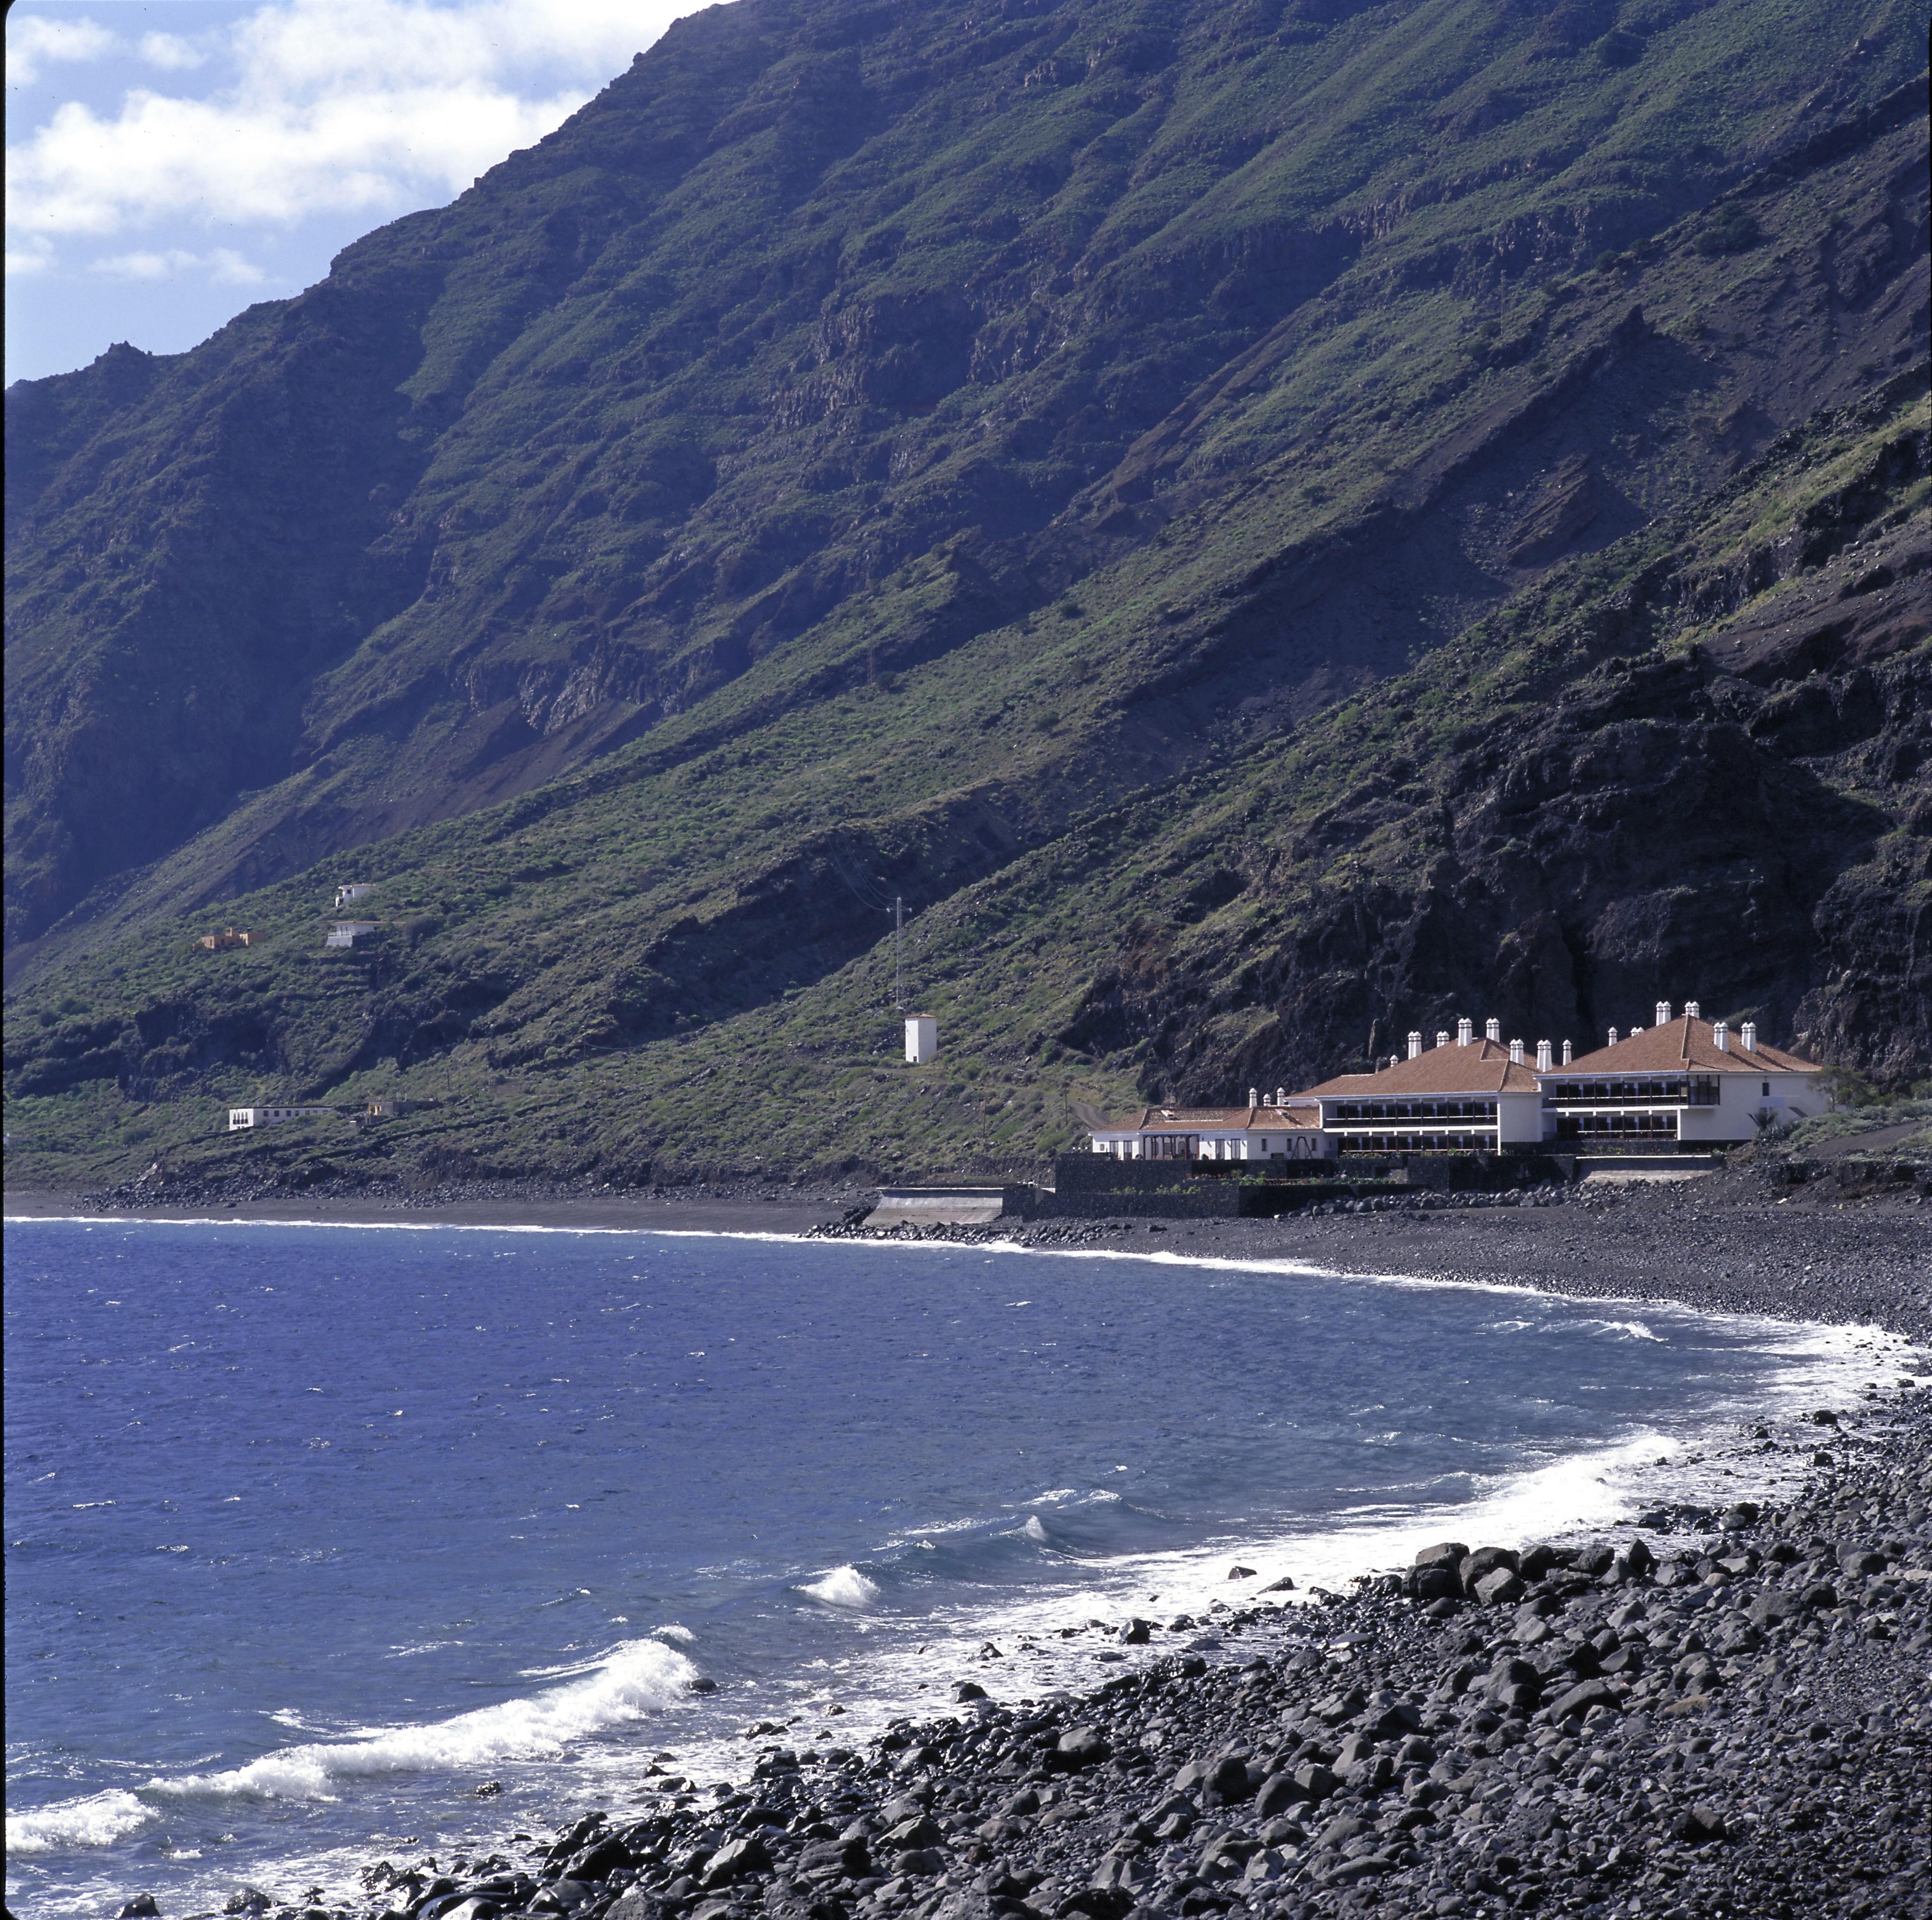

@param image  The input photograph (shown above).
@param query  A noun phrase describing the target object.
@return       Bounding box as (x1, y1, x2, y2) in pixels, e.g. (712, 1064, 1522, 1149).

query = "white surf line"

(3, 1213, 822, 1243)
(988, 1235, 1932, 1353)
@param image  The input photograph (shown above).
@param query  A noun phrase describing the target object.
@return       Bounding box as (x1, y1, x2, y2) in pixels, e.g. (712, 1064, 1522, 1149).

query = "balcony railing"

(1327, 1100, 1498, 1122)
(1542, 1077, 1720, 1108)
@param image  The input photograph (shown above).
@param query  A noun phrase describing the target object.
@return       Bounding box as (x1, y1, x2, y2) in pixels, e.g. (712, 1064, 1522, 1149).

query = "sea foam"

(800, 1566, 881, 1607)
(6, 1790, 155, 1855)
(138, 1637, 696, 1803)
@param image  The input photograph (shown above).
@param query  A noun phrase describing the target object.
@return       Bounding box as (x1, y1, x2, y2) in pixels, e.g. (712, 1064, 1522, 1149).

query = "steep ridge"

(6, 0, 1925, 957)
(3, 0, 1928, 1192)
(5, 370, 1924, 1192)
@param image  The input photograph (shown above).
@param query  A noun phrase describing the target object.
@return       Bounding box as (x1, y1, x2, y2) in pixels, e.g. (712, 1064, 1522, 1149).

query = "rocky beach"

(66, 1176, 1926, 1920)
(281, 1381, 1931, 1920)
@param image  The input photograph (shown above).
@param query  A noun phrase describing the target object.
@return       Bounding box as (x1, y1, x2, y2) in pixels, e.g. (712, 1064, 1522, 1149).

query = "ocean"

(3, 1218, 1908, 1918)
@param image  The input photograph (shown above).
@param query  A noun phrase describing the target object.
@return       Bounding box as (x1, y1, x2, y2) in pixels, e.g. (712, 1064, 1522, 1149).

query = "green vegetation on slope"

(4, 0, 1927, 1194)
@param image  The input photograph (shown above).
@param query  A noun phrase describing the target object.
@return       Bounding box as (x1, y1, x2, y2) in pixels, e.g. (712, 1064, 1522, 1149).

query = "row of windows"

(1328, 1101, 1499, 1121)
(1340, 1132, 1501, 1153)
(1541, 1077, 1721, 1106)
(1554, 1113, 1679, 1138)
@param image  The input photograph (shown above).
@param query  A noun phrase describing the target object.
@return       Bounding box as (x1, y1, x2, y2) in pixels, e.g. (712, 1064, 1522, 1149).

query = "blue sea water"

(3, 1219, 1908, 1917)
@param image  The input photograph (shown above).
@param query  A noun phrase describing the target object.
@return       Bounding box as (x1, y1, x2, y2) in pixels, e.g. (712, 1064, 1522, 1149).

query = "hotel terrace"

(1088, 1003, 1826, 1160)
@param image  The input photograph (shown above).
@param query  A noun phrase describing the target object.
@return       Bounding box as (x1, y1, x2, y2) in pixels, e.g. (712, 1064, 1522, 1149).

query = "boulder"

(1839, 1547, 1888, 1576)
(1053, 1726, 1110, 1770)
(1241, 1848, 1295, 1887)
(1474, 1566, 1526, 1606)
(1089, 1853, 1151, 1895)
(1119, 1618, 1151, 1644)
(701, 1834, 773, 1887)
(1669, 1803, 1728, 1844)
(1548, 1677, 1621, 1722)
(1252, 1772, 1301, 1819)
(119, 1900, 160, 1919)
(1458, 1547, 1519, 1593)
(1292, 1762, 1338, 1803)
(882, 1815, 944, 1852)
(224, 1894, 273, 1916)
(1745, 1587, 1806, 1629)
(603, 1894, 664, 1920)
(1413, 1542, 1469, 1571)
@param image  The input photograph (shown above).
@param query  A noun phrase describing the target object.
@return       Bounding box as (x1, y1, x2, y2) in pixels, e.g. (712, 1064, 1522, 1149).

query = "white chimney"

(1276, 1086, 1287, 1105)
(1630, 1024, 1644, 1036)
(1561, 1039, 1572, 1065)
(1508, 1038, 1524, 1064)
(1485, 1017, 1501, 1043)
(1656, 1000, 1671, 1026)
(1608, 1027, 1619, 1046)
(1457, 1017, 1473, 1046)
(1408, 1031, 1423, 1059)
(1249, 1087, 1259, 1106)
(1536, 1039, 1553, 1071)
(1741, 1022, 1756, 1053)
(1436, 1030, 1450, 1049)
(1685, 1000, 1700, 1019)
(1713, 1022, 1728, 1053)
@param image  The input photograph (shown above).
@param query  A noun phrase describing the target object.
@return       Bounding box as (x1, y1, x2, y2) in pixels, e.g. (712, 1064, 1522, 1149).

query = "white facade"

(229, 1105, 336, 1130)
(1087, 1103, 1336, 1162)
(326, 920, 378, 948)
(1540, 1014, 1824, 1146)
(904, 1015, 937, 1064)
(334, 883, 375, 909)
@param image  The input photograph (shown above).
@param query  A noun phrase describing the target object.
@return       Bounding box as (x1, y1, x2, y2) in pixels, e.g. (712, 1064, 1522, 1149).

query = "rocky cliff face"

(2, 0, 1928, 1189)
(7, 0, 1926, 953)
(1061, 385, 1931, 1099)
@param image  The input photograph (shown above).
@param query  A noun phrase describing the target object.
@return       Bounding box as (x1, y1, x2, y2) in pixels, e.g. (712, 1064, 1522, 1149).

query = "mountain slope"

(3, 0, 1928, 1194)
(7, 0, 1925, 953)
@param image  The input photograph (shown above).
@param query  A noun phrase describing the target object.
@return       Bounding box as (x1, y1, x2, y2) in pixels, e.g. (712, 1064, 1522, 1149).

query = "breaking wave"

(799, 1565, 881, 1607)
(137, 1637, 696, 1803)
(6, 1791, 155, 1855)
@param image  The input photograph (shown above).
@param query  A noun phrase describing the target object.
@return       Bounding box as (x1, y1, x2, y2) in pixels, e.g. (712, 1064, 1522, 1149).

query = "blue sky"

(5, 0, 711, 386)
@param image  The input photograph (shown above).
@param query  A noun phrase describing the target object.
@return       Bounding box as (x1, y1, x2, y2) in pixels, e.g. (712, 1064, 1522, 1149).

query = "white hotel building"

(1090, 1004, 1826, 1159)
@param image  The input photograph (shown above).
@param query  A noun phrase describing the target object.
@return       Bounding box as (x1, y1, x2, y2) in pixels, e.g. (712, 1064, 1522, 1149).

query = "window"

(1761, 1081, 1770, 1096)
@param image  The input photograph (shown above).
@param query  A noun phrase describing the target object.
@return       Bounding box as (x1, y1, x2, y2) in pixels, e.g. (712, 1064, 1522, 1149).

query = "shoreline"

(11, 1187, 1930, 1920)
(91, 1386, 1924, 1920)
(14, 1164, 1926, 1342)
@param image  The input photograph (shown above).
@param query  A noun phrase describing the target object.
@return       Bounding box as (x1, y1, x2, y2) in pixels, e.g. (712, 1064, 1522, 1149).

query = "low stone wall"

(866, 1184, 1035, 1227)
(1032, 1181, 1243, 1221)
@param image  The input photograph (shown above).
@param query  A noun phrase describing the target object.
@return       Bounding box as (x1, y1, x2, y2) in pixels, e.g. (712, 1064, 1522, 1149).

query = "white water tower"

(904, 1015, 937, 1064)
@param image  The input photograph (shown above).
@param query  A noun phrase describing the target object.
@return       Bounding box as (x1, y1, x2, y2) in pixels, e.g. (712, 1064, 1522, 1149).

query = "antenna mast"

(894, 895, 905, 1011)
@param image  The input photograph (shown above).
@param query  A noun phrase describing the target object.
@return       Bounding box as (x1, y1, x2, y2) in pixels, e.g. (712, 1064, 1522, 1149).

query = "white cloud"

(6, 0, 702, 242)
(6, 13, 118, 87)
(139, 32, 210, 74)
(90, 246, 267, 285)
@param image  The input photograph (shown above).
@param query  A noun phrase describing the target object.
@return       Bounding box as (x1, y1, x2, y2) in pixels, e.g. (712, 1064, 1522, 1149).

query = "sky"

(4, 0, 715, 387)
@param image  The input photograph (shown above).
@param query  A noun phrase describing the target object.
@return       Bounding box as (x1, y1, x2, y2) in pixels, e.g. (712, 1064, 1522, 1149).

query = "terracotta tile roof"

(1095, 1104, 1325, 1131)
(1307, 1037, 1542, 1098)
(1561, 1016, 1818, 1075)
